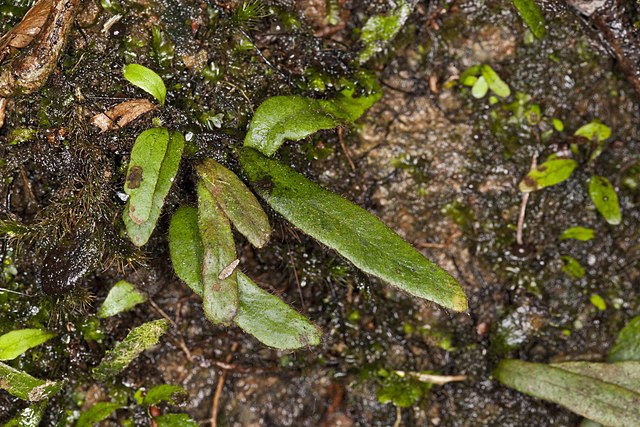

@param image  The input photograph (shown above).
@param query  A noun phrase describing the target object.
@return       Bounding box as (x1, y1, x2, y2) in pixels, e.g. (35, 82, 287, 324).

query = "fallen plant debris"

(89, 99, 156, 132)
(0, 0, 79, 97)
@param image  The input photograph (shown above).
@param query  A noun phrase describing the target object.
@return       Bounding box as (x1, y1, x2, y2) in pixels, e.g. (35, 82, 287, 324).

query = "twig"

(148, 298, 177, 328)
(210, 343, 239, 427)
(516, 154, 538, 245)
(338, 127, 356, 171)
(0, 287, 31, 297)
(393, 406, 402, 427)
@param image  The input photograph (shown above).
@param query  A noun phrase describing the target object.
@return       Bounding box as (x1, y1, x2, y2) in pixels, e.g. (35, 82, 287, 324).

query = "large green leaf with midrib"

(239, 148, 467, 312)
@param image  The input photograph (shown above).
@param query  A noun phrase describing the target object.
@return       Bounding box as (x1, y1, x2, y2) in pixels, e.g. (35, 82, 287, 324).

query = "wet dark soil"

(1, 0, 639, 426)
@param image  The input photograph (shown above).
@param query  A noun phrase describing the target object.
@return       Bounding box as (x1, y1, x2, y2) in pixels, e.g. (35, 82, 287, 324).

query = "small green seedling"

(123, 63, 167, 105)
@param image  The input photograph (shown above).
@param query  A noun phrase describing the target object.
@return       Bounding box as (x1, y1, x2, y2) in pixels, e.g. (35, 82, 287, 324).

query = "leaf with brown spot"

(518, 158, 577, 193)
(90, 99, 156, 132)
(197, 181, 239, 325)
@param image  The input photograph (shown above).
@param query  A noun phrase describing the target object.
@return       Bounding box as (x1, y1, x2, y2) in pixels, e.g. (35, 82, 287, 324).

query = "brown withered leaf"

(0, 0, 79, 98)
(0, 97, 6, 129)
(90, 99, 156, 132)
(0, 0, 53, 63)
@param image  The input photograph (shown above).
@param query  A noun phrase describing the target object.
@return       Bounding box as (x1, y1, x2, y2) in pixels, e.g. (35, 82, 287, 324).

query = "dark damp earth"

(0, 1, 638, 426)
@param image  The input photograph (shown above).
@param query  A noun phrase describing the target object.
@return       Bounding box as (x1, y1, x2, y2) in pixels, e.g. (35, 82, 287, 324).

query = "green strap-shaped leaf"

(142, 384, 188, 406)
(169, 207, 204, 295)
(495, 359, 640, 427)
(124, 128, 169, 224)
(0, 361, 63, 401)
(588, 176, 621, 225)
(244, 96, 339, 157)
(512, 0, 546, 39)
(551, 361, 640, 394)
(239, 148, 467, 312)
(3, 401, 47, 427)
(318, 88, 381, 123)
(236, 272, 321, 349)
(97, 280, 147, 319)
(609, 315, 640, 362)
(168, 206, 321, 349)
(0, 329, 56, 361)
(93, 319, 168, 381)
(197, 181, 239, 325)
(196, 159, 271, 248)
(123, 63, 166, 105)
(76, 402, 124, 427)
(480, 65, 511, 98)
(244, 91, 379, 157)
(518, 158, 577, 192)
(124, 129, 184, 246)
(559, 226, 595, 241)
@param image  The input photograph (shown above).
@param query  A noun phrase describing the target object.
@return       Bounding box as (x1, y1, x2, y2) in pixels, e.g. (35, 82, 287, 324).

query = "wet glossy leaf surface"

(518, 158, 577, 192)
(197, 159, 271, 248)
(512, 0, 546, 39)
(93, 319, 169, 381)
(588, 176, 621, 225)
(123, 63, 166, 105)
(0, 329, 55, 361)
(123, 128, 184, 246)
(244, 91, 379, 157)
(239, 148, 467, 311)
(358, 0, 415, 63)
(97, 280, 147, 319)
(142, 384, 188, 406)
(0, 361, 63, 401)
(495, 359, 640, 427)
(3, 401, 47, 427)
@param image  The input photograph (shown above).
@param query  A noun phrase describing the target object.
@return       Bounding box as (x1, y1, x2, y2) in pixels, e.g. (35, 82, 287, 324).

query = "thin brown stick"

(210, 371, 226, 427)
(393, 406, 402, 427)
(516, 154, 538, 245)
(210, 343, 238, 427)
(338, 127, 356, 171)
(148, 298, 177, 328)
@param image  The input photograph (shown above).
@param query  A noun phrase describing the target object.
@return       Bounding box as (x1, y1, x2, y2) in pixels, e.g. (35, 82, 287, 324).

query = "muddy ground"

(0, 0, 639, 426)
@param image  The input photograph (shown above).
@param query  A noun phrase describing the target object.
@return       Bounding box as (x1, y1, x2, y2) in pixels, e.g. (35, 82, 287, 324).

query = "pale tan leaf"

(90, 99, 156, 132)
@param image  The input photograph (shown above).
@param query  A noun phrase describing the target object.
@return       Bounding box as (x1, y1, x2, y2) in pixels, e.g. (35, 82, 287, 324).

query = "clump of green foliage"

(119, 62, 467, 350)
